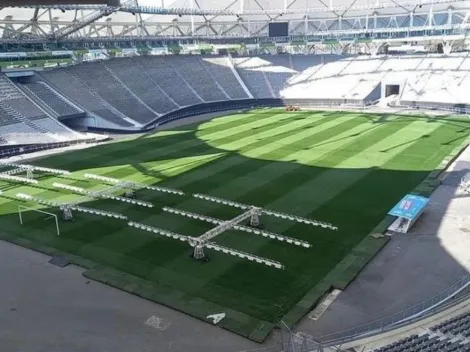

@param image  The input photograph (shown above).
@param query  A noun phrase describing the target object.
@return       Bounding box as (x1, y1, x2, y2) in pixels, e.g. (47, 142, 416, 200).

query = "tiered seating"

(199, 57, 249, 100)
(23, 82, 81, 117)
(399, 55, 470, 105)
(282, 56, 381, 101)
(39, 69, 133, 127)
(0, 102, 20, 126)
(93, 109, 134, 127)
(371, 310, 470, 352)
(292, 55, 323, 72)
(260, 55, 296, 97)
(133, 56, 202, 107)
(0, 76, 23, 101)
(373, 333, 467, 352)
(0, 122, 58, 145)
(432, 312, 470, 337)
(66, 62, 157, 124)
(289, 55, 325, 85)
(104, 58, 178, 114)
(33, 118, 82, 142)
(233, 57, 274, 98)
(169, 56, 228, 102)
(0, 76, 47, 120)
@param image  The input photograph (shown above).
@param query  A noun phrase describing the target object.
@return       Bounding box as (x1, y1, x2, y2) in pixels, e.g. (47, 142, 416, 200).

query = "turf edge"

(280, 140, 470, 332)
(2, 129, 468, 344)
(0, 230, 274, 342)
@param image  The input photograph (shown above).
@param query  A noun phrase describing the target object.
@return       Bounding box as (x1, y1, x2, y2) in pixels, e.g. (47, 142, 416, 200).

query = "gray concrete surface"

(297, 147, 470, 342)
(0, 240, 262, 352)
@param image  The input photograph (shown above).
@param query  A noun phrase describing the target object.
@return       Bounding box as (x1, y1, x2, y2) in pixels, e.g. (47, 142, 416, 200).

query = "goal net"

(18, 205, 60, 237)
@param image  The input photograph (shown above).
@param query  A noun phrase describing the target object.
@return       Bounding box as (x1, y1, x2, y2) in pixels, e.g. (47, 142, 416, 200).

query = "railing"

(317, 273, 470, 346)
(148, 98, 372, 130)
(400, 102, 470, 115)
(0, 137, 107, 159)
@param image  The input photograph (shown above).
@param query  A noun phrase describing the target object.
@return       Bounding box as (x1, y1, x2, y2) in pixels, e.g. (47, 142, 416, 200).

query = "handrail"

(317, 274, 470, 346)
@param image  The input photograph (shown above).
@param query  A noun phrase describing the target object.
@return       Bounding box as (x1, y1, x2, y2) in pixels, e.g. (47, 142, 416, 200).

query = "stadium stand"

(432, 312, 470, 337)
(103, 58, 179, 115)
(0, 122, 54, 145)
(169, 55, 229, 102)
(39, 69, 134, 127)
(14, 52, 470, 132)
(260, 55, 296, 98)
(233, 57, 276, 98)
(133, 56, 203, 107)
(0, 76, 47, 120)
(33, 118, 82, 142)
(0, 74, 88, 146)
(21, 82, 82, 117)
(370, 310, 470, 352)
(199, 56, 250, 100)
(66, 62, 158, 124)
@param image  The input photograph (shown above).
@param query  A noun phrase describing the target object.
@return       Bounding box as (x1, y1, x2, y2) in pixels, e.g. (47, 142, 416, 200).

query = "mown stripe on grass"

(200, 118, 444, 320)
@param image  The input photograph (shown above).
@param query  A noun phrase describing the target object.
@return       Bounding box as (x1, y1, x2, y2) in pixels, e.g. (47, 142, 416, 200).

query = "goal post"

(18, 205, 60, 237)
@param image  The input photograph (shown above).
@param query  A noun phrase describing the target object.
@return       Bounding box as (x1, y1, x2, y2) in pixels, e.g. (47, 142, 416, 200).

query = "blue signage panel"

(388, 194, 429, 220)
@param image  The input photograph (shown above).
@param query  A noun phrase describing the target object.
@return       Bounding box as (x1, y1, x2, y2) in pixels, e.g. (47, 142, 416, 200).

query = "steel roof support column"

(448, 7, 453, 25)
(410, 11, 414, 27)
(429, 6, 435, 27)
(190, 0, 195, 35)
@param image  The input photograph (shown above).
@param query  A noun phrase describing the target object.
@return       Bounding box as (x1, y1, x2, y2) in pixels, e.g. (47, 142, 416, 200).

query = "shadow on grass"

(0, 112, 469, 342)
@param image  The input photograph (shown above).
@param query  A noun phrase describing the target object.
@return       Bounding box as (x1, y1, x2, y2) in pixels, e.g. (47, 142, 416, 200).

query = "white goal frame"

(18, 205, 60, 237)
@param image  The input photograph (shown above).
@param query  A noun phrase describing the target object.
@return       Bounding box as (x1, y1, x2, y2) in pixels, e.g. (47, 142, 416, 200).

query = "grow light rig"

(129, 207, 285, 269)
(0, 161, 69, 181)
(83, 173, 184, 197)
(193, 193, 338, 230)
(129, 194, 336, 270)
(52, 182, 154, 208)
(16, 192, 127, 221)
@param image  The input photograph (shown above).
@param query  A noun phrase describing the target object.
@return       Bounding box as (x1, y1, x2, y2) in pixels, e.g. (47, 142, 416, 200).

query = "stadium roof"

(1, 0, 470, 40)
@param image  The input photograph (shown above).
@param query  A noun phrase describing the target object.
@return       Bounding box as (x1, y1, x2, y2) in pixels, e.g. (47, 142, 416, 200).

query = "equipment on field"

(0, 173, 38, 184)
(83, 173, 184, 196)
(52, 182, 153, 208)
(128, 192, 334, 269)
(128, 219, 284, 269)
(163, 206, 311, 248)
(16, 192, 127, 221)
(0, 161, 69, 180)
(193, 193, 338, 230)
(18, 205, 60, 236)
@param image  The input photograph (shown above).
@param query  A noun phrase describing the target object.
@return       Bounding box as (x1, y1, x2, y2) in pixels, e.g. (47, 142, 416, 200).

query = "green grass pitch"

(0, 109, 469, 340)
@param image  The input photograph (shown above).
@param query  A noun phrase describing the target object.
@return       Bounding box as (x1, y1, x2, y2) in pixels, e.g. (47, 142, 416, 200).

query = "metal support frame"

(0, 2, 469, 41)
(16, 192, 127, 221)
(190, 207, 262, 260)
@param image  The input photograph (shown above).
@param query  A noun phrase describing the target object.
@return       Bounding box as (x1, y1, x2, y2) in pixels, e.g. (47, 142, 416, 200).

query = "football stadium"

(3, 1, 470, 352)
